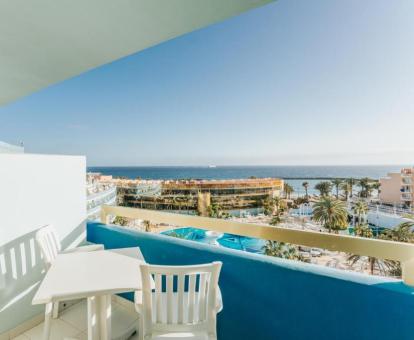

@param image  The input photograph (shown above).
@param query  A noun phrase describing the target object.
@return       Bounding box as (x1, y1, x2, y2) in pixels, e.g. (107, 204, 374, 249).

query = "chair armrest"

(61, 244, 104, 254)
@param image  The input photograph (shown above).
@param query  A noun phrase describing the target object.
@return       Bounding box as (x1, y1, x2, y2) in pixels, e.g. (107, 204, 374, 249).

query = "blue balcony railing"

(87, 221, 414, 340)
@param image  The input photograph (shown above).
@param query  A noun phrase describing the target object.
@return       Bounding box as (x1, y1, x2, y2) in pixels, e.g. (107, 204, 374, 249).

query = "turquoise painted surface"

(162, 227, 265, 253)
(87, 222, 414, 340)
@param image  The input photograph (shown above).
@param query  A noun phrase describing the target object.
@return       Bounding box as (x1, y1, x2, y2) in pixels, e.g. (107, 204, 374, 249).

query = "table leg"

(87, 295, 112, 340)
(42, 302, 53, 340)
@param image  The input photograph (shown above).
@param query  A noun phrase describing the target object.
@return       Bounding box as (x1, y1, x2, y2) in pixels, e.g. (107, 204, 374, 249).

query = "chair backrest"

(35, 225, 61, 268)
(139, 261, 222, 336)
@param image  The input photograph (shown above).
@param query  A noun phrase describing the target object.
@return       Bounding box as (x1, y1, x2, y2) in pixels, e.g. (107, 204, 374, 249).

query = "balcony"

(85, 219, 414, 339)
(401, 193, 413, 201)
(401, 169, 413, 177)
(80, 205, 414, 340)
(3, 204, 414, 339)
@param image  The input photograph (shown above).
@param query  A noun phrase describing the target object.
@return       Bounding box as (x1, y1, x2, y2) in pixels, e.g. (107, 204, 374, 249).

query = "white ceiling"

(0, 0, 273, 106)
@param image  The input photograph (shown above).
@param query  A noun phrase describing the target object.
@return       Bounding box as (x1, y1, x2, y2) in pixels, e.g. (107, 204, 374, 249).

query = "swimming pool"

(161, 227, 266, 254)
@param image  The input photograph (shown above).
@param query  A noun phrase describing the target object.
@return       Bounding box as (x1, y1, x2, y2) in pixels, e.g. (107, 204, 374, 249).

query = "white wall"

(0, 153, 86, 334)
(0, 154, 86, 245)
(379, 173, 402, 205)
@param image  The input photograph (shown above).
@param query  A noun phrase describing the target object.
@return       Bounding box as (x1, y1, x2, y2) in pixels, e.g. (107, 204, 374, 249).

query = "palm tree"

(370, 182, 381, 198)
(208, 202, 229, 219)
(354, 223, 373, 238)
(358, 177, 371, 198)
(270, 215, 282, 226)
(331, 179, 343, 199)
(262, 241, 303, 260)
(143, 220, 151, 232)
(314, 181, 332, 197)
(348, 221, 414, 276)
(302, 181, 309, 199)
(380, 221, 414, 243)
(113, 216, 128, 226)
(262, 197, 274, 216)
(283, 184, 294, 199)
(273, 196, 285, 215)
(312, 196, 348, 233)
(340, 182, 351, 201)
(345, 178, 356, 198)
(353, 200, 368, 226)
(347, 252, 397, 276)
(263, 196, 285, 220)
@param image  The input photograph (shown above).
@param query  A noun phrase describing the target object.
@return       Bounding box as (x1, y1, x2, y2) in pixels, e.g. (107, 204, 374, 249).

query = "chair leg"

(52, 301, 59, 318)
(43, 303, 53, 340)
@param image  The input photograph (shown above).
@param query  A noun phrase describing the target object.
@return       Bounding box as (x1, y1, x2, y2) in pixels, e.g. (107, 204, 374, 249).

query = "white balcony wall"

(0, 154, 86, 335)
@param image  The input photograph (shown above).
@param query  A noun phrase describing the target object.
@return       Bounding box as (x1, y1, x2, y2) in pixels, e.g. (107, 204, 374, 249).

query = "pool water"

(162, 227, 266, 254)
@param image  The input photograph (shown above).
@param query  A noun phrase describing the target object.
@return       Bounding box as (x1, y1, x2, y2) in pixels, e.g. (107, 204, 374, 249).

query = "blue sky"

(1, 0, 413, 166)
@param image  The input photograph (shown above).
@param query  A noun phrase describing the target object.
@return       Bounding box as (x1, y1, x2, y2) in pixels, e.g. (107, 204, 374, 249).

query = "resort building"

(86, 173, 117, 220)
(118, 178, 284, 216)
(379, 168, 414, 209)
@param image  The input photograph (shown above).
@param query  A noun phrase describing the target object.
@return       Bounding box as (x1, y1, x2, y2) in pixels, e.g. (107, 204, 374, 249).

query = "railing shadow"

(0, 220, 87, 334)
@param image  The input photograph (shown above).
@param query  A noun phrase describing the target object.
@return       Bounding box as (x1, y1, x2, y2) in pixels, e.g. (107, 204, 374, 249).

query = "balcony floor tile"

(12, 298, 138, 340)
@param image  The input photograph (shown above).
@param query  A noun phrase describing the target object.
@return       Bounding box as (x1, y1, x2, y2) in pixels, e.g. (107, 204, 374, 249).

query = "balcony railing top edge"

(100, 205, 414, 286)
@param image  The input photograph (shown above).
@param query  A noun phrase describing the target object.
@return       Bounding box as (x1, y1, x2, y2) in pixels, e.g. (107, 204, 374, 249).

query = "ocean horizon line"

(88, 164, 409, 168)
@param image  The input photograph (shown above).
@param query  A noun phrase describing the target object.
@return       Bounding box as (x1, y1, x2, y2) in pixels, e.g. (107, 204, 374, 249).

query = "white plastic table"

(33, 247, 154, 340)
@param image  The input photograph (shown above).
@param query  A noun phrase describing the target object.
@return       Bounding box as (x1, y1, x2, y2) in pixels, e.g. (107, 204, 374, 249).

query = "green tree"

(262, 197, 274, 216)
(312, 196, 348, 233)
(354, 223, 373, 238)
(347, 252, 397, 276)
(314, 181, 332, 197)
(113, 216, 128, 226)
(331, 179, 343, 199)
(340, 182, 351, 201)
(370, 182, 381, 197)
(262, 241, 303, 261)
(302, 181, 309, 198)
(345, 178, 356, 198)
(263, 196, 285, 220)
(270, 215, 283, 226)
(143, 220, 151, 232)
(347, 223, 378, 275)
(208, 203, 229, 219)
(348, 222, 414, 276)
(380, 222, 414, 243)
(273, 196, 285, 214)
(358, 177, 372, 198)
(353, 200, 368, 226)
(262, 197, 275, 216)
(283, 184, 294, 199)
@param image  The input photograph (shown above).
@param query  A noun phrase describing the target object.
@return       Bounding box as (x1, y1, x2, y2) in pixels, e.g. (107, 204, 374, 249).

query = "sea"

(88, 165, 407, 196)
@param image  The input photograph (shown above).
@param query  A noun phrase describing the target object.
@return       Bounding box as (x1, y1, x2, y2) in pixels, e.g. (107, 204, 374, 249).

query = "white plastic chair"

(136, 262, 223, 340)
(35, 225, 104, 320)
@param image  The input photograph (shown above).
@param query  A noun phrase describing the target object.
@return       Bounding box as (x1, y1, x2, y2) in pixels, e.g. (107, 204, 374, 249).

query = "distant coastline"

(88, 165, 407, 180)
(87, 165, 406, 197)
